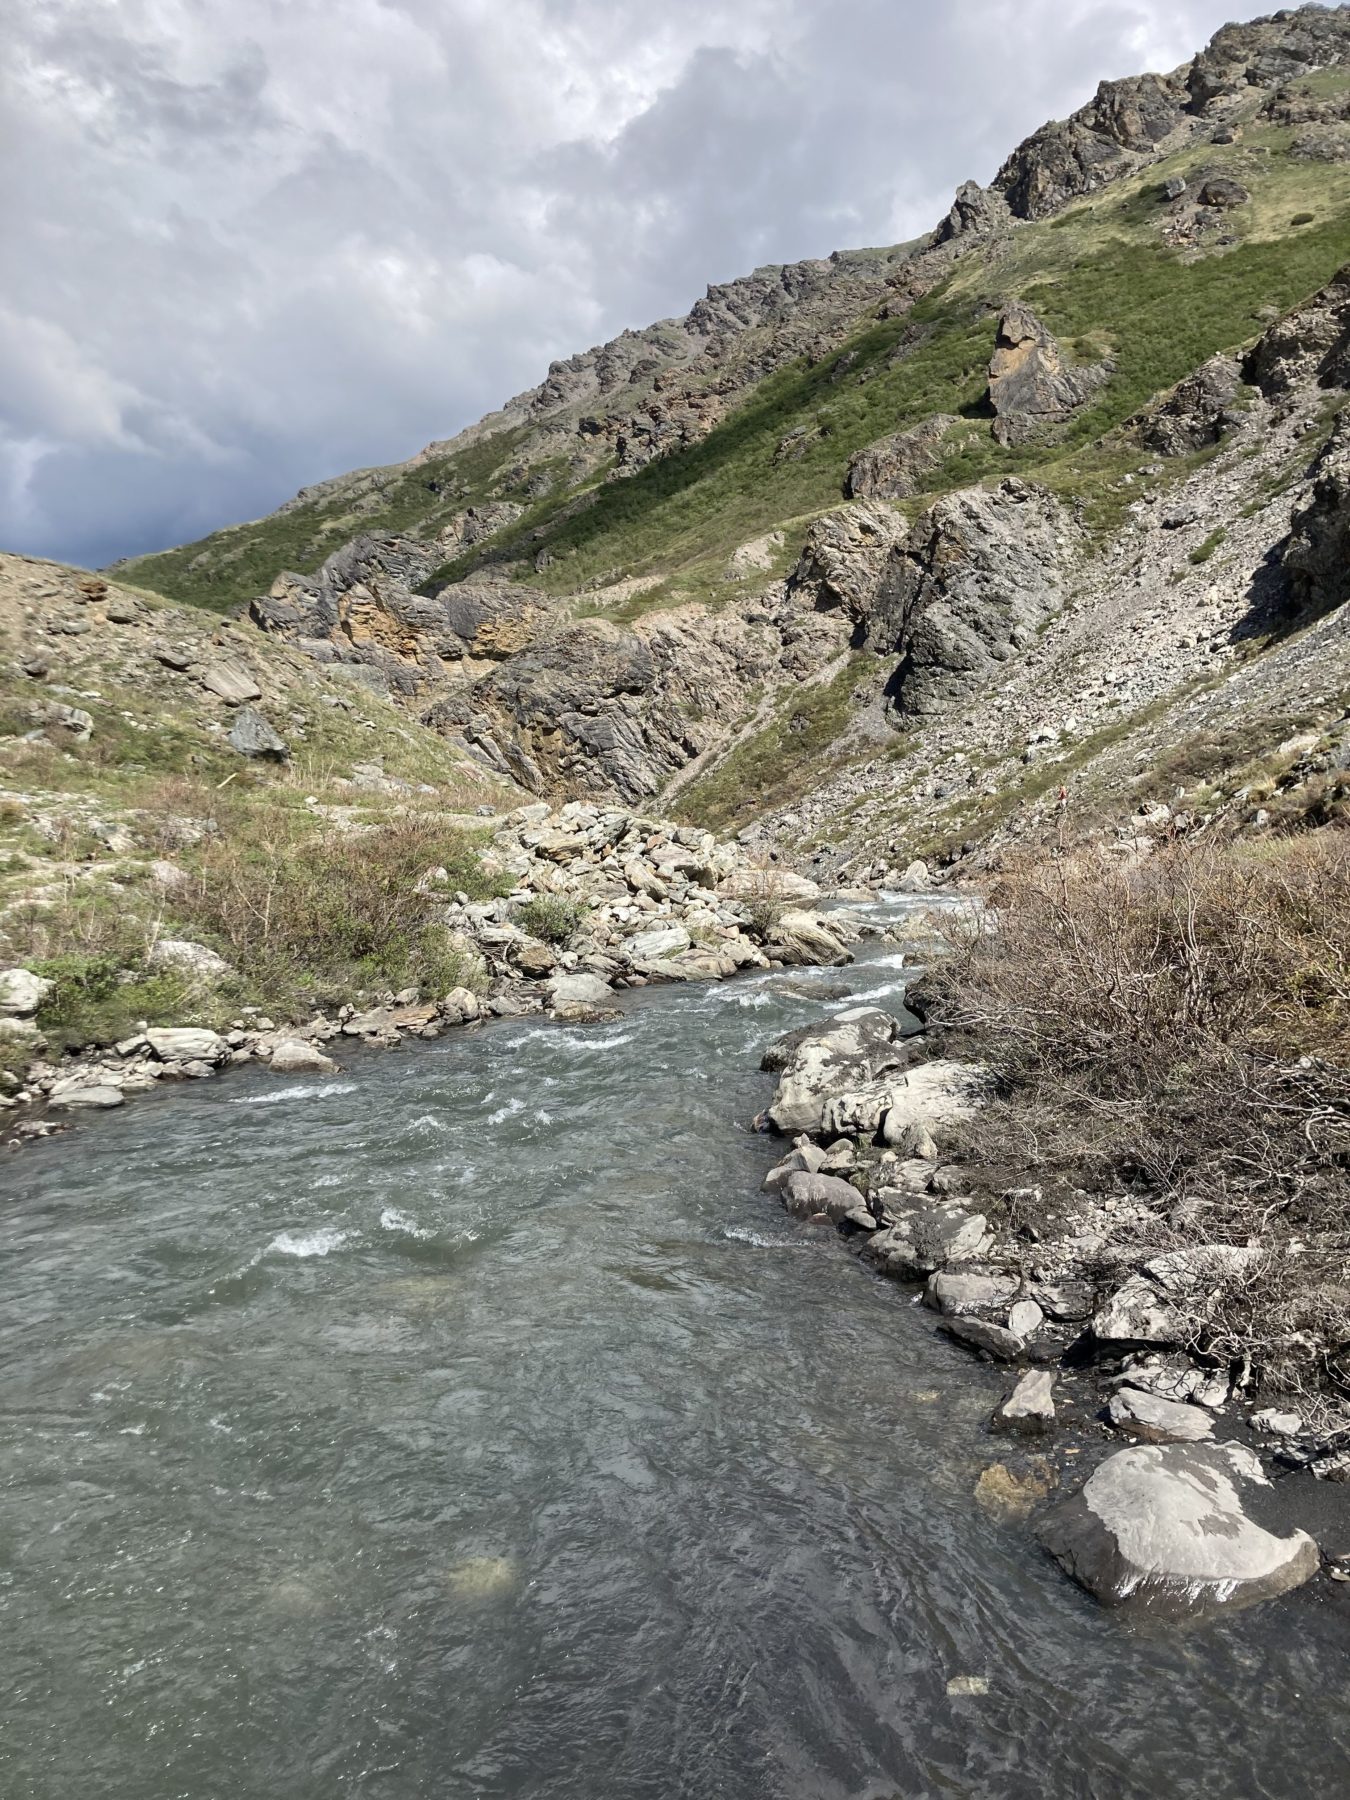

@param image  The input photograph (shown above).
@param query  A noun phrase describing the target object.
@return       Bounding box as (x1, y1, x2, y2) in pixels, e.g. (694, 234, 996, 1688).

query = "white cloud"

(0, 0, 1272, 567)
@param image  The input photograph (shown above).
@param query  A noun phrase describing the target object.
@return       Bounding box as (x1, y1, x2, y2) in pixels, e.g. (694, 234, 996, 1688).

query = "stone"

(1038, 1443, 1320, 1617)
(145, 1027, 227, 1065)
(268, 1039, 338, 1074)
(49, 1084, 125, 1110)
(1108, 1387, 1215, 1444)
(228, 708, 289, 759)
(992, 1369, 1057, 1436)
(545, 972, 613, 1011)
(442, 986, 482, 1022)
(33, 701, 93, 741)
(874, 1060, 989, 1143)
(767, 1006, 909, 1135)
(923, 1269, 1018, 1317)
(148, 940, 232, 980)
(939, 1316, 1025, 1362)
(869, 479, 1082, 718)
(1196, 176, 1249, 208)
(201, 660, 263, 705)
(1007, 1298, 1044, 1339)
(986, 304, 1105, 446)
(780, 1170, 867, 1224)
(1091, 1275, 1180, 1347)
(622, 923, 691, 962)
(0, 969, 54, 1017)
(1133, 354, 1242, 456)
(1249, 1408, 1303, 1438)
(844, 417, 958, 502)
(974, 1458, 1057, 1520)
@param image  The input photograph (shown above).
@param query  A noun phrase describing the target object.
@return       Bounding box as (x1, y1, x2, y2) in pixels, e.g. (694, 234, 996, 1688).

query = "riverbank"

(0, 798, 891, 1145)
(752, 861, 1350, 1618)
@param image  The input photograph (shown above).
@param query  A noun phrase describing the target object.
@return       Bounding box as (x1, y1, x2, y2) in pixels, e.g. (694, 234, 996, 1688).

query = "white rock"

(268, 1039, 337, 1075)
(992, 1369, 1057, 1436)
(0, 969, 53, 1018)
(1108, 1387, 1215, 1444)
(49, 1084, 124, 1110)
(1039, 1442, 1319, 1617)
(148, 940, 232, 980)
(622, 923, 691, 961)
(145, 1027, 227, 1065)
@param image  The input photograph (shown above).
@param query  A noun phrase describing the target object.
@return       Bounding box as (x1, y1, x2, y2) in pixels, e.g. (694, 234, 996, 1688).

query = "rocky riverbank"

(0, 799, 879, 1145)
(754, 999, 1349, 1620)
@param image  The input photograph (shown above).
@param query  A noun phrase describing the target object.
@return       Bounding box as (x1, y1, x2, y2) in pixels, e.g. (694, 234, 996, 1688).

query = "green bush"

(33, 953, 203, 1053)
(515, 894, 582, 943)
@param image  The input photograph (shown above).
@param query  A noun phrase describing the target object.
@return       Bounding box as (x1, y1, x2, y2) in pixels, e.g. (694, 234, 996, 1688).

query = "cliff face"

(99, 7, 1350, 869)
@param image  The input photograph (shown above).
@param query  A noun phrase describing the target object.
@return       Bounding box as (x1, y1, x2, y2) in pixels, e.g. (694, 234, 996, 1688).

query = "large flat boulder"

(1039, 1442, 1320, 1618)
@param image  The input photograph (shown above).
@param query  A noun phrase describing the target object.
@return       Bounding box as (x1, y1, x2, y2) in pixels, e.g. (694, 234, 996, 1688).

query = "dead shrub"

(928, 832, 1350, 1404)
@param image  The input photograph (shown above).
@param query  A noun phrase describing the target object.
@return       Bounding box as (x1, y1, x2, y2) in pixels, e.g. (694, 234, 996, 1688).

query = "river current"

(2, 906, 1347, 1799)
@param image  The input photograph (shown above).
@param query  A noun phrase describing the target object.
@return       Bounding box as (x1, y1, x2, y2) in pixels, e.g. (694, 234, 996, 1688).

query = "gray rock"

(986, 303, 1105, 447)
(923, 1269, 1018, 1317)
(844, 416, 958, 502)
(1091, 1275, 1180, 1347)
(992, 1369, 1057, 1435)
(545, 972, 614, 1012)
(1039, 1442, 1320, 1617)
(939, 1316, 1026, 1362)
(0, 969, 54, 1018)
(145, 1027, 228, 1065)
(201, 660, 263, 705)
(148, 940, 232, 980)
(1108, 1387, 1215, 1444)
(622, 923, 691, 962)
(767, 1006, 908, 1135)
(781, 1170, 867, 1224)
(268, 1039, 338, 1075)
(1008, 1298, 1044, 1339)
(228, 708, 289, 759)
(49, 1084, 125, 1110)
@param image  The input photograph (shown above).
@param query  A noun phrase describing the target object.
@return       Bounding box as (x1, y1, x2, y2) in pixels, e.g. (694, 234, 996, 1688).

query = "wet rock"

(974, 1457, 1057, 1520)
(0, 969, 54, 1018)
(780, 1170, 866, 1224)
(546, 972, 614, 1013)
(228, 708, 290, 760)
(766, 1006, 908, 1135)
(49, 1084, 125, 1110)
(268, 1039, 338, 1075)
(939, 1316, 1026, 1362)
(1108, 1386, 1215, 1444)
(1039, 1442, 1320, 1617)
(992, 1369, 1057, 1436)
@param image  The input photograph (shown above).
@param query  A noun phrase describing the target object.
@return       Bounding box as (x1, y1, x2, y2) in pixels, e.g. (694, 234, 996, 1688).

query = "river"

(2, 909, 1346, 1799)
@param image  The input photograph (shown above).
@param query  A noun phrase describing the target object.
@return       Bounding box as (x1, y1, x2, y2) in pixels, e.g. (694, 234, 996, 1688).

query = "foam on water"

(231, 1081, 357, 1107)
(379, 1207, 434, 1239)
(267, 1227, 352, 1259)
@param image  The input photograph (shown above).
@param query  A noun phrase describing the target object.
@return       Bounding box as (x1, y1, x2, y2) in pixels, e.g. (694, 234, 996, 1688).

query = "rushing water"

(2, 908, 1347, 1800)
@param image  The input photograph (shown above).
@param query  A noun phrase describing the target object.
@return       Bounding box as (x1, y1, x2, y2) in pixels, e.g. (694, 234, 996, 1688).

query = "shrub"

(515, 894, 582, 944)
(174, 813, 500, 1003)
(1188, 527, 1226, 564)
(928, 833, 1350, 1405)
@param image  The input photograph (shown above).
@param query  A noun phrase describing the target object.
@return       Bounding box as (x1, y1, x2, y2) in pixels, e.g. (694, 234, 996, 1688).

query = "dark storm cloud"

(0, 0, 1271, 568)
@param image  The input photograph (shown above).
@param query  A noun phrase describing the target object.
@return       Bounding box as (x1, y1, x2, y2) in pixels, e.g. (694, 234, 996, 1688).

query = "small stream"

(2, 905, 1347, 1799)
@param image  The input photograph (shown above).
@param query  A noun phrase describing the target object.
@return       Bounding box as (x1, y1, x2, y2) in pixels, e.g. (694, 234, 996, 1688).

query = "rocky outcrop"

(786, 502, 905, 619)
(844, 417, 959, 501)
(868, 479, 1081, 718)
(987, 305, 1105, 447)
(1187, 9, 1350, 114)
(1283, 407, 1350, 617)
(1039, 1442, 1320, 1618)
(931, 181, 1011, 246)
(994, 73, 1185, 220)
(1132, 354, 1243, 454)
(1244, 262, 1350, 398)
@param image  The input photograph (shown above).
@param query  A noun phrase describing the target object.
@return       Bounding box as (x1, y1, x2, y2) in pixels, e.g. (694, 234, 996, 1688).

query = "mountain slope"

(104, 7, 1350, 881)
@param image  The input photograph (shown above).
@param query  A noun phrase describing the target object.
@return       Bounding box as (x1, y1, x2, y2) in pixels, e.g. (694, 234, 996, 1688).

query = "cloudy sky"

(4, 0, 1272, 569)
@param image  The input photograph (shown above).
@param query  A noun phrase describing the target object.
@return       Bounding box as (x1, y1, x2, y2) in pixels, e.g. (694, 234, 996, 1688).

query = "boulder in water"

(1039, 1442, 1320, 1617)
